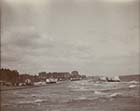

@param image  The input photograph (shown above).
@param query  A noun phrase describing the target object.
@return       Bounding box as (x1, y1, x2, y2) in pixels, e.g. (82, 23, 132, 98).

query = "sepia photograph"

(0, 0, 140, 111)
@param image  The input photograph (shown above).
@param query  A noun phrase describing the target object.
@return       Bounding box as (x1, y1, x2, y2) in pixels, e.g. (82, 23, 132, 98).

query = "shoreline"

(0, 84, 59, 91)
(0, 81, 66, 91)
(0, 85, 46, 91)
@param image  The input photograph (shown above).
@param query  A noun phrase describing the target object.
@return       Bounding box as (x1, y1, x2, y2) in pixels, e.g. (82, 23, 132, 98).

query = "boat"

(107, 76, 120, 82)
(46, 78, 58, 84)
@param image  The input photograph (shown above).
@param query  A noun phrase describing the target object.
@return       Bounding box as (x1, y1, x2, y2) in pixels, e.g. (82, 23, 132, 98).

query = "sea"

(1, 79, 140, 111)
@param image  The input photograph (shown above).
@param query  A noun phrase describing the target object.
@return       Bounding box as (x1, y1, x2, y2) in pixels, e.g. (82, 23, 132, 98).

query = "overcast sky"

(1, 0, 140, 76)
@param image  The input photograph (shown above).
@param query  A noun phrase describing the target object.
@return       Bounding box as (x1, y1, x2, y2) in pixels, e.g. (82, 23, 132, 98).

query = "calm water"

(1, 80, 140, 111)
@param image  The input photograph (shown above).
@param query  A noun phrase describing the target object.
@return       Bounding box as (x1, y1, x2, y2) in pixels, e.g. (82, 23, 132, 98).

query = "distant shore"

(0, 81, 66, 91)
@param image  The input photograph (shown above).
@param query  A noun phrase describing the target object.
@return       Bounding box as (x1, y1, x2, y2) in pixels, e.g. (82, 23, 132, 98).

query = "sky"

(1, 0, 140, 76)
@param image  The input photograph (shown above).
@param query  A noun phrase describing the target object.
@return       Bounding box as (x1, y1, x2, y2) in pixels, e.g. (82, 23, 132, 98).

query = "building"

(46, 72, 71, 80)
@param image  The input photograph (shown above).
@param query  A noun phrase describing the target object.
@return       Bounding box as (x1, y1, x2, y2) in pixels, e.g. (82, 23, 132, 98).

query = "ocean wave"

(18, 100, 34, 104)
(18, 99, 45, 104)
(129, 85, 137, 88)
(31, 94, 37, 98)
(34, 99, 45, 103)
(77, 96, 88, 100)
(109, 93, 122, 98)
(94, 91, 106, 95)
(129, 81, 139, 84)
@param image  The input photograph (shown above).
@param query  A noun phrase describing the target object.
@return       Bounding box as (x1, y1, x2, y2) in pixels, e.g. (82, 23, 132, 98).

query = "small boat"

(70, 77, 81, 81)
(107, 76, 120, 82)
(98, 76, 120, 82)
(46, 78, 58, 84)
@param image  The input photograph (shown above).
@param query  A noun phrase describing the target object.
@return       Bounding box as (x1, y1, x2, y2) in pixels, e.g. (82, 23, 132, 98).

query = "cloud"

(1, 0, 140, 75)
(100, 0, 139, 3)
